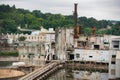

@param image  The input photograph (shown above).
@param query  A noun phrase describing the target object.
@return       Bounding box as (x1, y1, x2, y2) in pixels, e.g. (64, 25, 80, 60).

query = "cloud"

(0, 0, 120, 20)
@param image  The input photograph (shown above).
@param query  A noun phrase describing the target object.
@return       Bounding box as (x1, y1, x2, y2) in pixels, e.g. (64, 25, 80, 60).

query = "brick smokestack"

(79, 26, 82, 35)
(74, 3, 79, 39)
(74, 3, 77, 26)
(92, 26, 96, 36)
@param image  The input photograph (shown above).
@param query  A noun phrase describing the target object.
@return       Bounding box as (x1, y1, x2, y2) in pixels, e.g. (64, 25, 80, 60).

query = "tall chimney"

(74, 3, 79, 38)
(74, 3, 77, 26)
(92, 26, 96, 36)
(79, 26, 82, 35)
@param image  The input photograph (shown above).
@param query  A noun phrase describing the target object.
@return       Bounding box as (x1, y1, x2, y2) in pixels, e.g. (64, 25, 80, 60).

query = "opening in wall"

(89, 56, 93, 58)
(76, 54, 80, 58)
(70, 54, 74, 60)
(94, 45, 100, 49)
(111, 69, 115, 75)
(113, 45, 119, 48)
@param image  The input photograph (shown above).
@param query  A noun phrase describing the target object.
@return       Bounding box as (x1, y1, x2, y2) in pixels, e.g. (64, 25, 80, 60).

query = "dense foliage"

(18, 36, 26, 41)
(0, 5, 120, 35)
(0, 51, 18, 56)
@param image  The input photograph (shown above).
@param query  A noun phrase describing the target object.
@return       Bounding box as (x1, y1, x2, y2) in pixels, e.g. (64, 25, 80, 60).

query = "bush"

(0, 52, 18, 57)
(18, 36, 26, 41)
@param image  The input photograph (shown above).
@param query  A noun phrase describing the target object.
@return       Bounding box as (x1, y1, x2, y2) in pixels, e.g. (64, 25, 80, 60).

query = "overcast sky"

(1, 0, 120, 21)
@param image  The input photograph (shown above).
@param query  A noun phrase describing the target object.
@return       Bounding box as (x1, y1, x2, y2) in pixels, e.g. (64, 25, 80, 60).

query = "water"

(46, 69, 108, 80)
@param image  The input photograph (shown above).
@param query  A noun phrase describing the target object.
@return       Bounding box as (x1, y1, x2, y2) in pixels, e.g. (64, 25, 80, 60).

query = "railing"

(19, 62, 59, 80)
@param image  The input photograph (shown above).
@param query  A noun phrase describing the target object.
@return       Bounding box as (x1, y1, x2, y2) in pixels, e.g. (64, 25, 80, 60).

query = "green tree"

(83, 27, 92, 36)
(0, 5, 120, 35)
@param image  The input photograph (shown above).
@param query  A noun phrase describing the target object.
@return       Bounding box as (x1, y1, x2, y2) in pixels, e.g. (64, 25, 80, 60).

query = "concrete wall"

(115, 51, 120, 78)
(56, 29, 68, 60)
(112, 41, 119, 49)
(46, 34, 55, 42)
(66, 29, 74, 46)
(74, 49, 109, 63)
(116, 59, 120, 78)
(108, 50, 116, 79)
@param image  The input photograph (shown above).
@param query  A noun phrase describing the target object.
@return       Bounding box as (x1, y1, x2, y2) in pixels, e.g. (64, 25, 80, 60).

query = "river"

(0, 61, 109, 80)
(46, 69, 108, 80)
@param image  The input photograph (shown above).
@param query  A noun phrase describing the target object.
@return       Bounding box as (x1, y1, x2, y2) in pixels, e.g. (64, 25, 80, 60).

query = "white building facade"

(9, 28, 56, 66)
(73, 35, 120, 79)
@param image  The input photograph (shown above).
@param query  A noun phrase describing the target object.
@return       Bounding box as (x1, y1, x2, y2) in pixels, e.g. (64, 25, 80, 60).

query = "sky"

(0, 0, 120, 21)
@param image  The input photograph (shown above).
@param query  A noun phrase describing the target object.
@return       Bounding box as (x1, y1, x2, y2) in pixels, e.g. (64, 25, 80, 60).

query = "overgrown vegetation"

(0, 5, 120, 35)
(18, 36, 26, 41)
(0, 52, 18, 56)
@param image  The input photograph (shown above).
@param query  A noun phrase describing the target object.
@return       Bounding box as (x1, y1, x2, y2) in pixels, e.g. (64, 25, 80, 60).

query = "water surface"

(46, 69, 108, 80)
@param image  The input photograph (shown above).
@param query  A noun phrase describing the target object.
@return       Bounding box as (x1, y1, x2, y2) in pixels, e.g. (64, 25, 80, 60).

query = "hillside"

(0, 4, 120, 35)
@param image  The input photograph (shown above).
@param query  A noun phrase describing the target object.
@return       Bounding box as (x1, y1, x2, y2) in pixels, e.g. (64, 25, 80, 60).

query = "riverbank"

(0, 68, 25, 80)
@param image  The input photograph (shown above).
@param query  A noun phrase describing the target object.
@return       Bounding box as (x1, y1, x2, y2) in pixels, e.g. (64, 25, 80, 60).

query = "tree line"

(0, 4, 120, 35)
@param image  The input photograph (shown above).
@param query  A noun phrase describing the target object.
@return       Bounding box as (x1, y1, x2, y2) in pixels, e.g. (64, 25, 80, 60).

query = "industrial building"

(2, 3, 120, 80)
(14, 28, 56, 65)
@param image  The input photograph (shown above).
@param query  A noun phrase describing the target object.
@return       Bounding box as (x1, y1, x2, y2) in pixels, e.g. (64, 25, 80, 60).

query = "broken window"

(111, 69, 115, 75)
(23, 55, 25, 57)
(94, 45, 100, 49)
(76, 54, 80, 58)
(70, 54, 74, 60)
(112, 55, 116, 58)
(89, 56, 93, 58)
(51, 42, 55, 49)
(111, 55, 116, 64)
(113, 45, 119, 48)
(111, 61, 115, 64)
(112, 41, 119, 49)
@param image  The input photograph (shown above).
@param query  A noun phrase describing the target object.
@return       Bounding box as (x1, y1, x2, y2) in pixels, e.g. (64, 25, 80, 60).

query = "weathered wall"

(74, 49, 110, 63)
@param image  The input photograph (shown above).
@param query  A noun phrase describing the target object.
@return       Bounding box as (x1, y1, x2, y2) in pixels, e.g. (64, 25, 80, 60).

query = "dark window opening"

(23, 55, 25, 57)
(113, 45, 119, 48)
(94, 45, 100, 49)
(80, 62, 85, 64)
(111, 61, 115, 64)
(51, 42, 55, 49)
(70, 54, 74, 60)
(77, 41, 86, 47)
(89, 56, 93, 58)
(47, 55, 49, 60)
(53, 55, 56, 60)
(76, 54, 80, 58)
(104, 42, 109, 44)
(112, 55, 116, 58)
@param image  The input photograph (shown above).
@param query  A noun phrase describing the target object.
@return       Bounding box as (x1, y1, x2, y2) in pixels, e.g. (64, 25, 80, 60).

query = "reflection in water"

(47, 69, 108, 80)
(46, 69, 67, 80)
(73, 70, 108, 80)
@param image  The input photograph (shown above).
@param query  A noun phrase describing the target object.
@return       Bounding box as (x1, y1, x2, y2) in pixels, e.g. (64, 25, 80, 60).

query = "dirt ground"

(0, 69, 25, 78)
